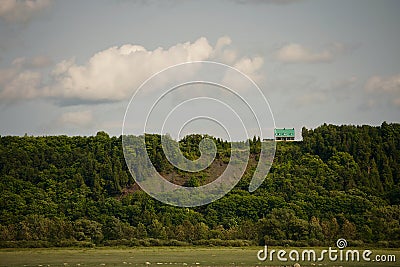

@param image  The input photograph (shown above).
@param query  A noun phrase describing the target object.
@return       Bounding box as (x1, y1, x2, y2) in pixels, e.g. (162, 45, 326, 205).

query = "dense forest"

(0, 122, 399, 248)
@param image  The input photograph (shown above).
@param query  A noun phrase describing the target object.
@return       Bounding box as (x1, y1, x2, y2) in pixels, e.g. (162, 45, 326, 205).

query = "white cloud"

(0, 36, 264, 104)
(234, 56, 264, 76)
(12, 56, 52, 68)
(224, 56, 264, 87)
(365, 74, 400, 94)
(0, 0, 51, 23)
(214, 36, 232, 51)
(48, 37, 214, 102)
(365, 73, 400, 108)
(57, 110, 93, 127)
(212, 36, 237, 64)
(0, 56, 51, 101)
(0, 66, 43, 101)
(30, 56, 51, 68)
(275, 43, 347, 63)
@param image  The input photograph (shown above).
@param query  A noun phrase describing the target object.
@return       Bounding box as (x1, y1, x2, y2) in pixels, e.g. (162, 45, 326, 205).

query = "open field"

(0, 247, 399, 267)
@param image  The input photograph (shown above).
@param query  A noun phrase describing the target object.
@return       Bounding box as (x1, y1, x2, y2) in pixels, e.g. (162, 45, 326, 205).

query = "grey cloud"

(365, 74, 400, 108)
(275, 43, 352, 64)
(0, 0, 52, 24)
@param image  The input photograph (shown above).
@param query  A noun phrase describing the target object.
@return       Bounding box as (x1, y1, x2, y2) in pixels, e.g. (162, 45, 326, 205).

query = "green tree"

(328, 152, 359, 191)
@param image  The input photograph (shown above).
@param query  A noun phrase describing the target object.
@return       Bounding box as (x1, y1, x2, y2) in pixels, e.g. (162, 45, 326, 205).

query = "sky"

(0, 0, 399, 140)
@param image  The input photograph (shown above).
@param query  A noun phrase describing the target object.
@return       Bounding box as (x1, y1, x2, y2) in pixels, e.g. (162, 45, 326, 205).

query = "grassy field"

(0, 247, 399, 267)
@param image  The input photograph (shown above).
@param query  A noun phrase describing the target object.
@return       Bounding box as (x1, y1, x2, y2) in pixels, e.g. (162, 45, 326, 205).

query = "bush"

(56, 240, 95, 248)
(376, 241, 390, 248)
(308, 238, 323, 247)
(102, 239, 131, 246)
(0, 240, 52, 248)
(193, 239, 254, 246)
(165, 239, 189, 246)
(388, 240, 400, 248)
(348, 240, 364, 247)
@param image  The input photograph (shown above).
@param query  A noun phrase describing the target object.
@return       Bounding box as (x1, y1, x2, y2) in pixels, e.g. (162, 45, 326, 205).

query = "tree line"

(0, 123, 399, 248)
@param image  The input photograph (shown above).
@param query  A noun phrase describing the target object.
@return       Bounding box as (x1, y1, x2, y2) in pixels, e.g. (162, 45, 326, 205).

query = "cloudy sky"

(0, 0, 399, 139)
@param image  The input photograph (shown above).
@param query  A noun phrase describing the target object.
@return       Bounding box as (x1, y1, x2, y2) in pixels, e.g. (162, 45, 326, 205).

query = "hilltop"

(0, 122, 399, 248)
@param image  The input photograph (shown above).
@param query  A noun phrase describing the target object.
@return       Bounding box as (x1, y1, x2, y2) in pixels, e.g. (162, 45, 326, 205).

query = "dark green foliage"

(1, 123, 400, 247)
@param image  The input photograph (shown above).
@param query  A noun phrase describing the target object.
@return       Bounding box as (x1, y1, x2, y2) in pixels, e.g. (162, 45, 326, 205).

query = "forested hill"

(0, 123, 399, 248)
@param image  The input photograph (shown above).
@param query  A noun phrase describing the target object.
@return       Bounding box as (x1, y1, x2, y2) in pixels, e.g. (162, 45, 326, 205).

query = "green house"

(274, 128, 295, 141)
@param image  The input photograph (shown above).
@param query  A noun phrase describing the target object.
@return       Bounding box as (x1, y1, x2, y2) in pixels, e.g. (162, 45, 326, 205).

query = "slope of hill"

(0, 123, 399, 247)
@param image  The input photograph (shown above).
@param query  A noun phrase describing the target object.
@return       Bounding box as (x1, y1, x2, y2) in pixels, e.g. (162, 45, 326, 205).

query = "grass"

(0, 246, 399, 267)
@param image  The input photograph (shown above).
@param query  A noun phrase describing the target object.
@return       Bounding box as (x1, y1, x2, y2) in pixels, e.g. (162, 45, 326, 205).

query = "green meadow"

(0, 247, 399, 267)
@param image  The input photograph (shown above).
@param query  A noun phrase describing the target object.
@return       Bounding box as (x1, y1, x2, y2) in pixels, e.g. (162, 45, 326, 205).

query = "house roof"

(274, 128, 295, 137)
